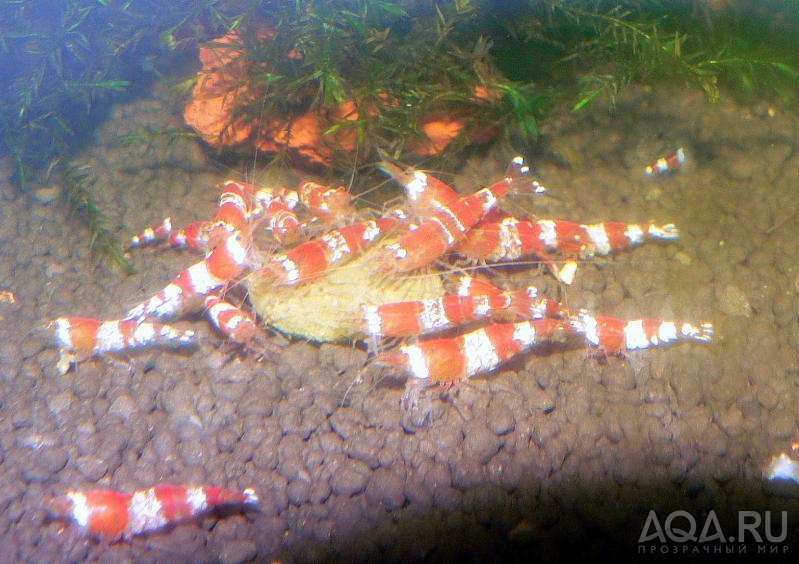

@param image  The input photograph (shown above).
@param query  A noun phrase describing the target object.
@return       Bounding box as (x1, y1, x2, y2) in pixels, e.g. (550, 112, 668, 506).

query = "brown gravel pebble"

(365, 467, 406, 511)
(287, 479, 311, 506)
(23, 446, 68, 482)
(220, 539, 257, 564)
(486, 398, 515, 436)
(277, 455, 310, 484)
(346, 428, 385, 468)
(450, 457, 485, 490)
(73, 455, 108, 482)
(768, 408, 797, 440)
(309, 479, 332, 505)
(107, 393, 137, 420)
(462, 420, 501, 464)
(330, 458, 371, 497)
(486, 451, 523, 492)
(329, 408, 365, 440)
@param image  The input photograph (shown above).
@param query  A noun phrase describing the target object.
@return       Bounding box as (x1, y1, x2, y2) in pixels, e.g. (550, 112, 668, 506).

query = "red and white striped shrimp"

(126, 230, 251, 320)
(50, 316, 196, 374)
(454, 275, 570, 320)
(128, 181, 255, 253)
(165, 220, 218, 251)
(382, 156, 541, 273)
(457, 217, 679, 262)
(377, 318, 570, 406)
(129, 217, 174, 249)
(48, 484, 258, 541)
(263, 198, 302, 244)
(378, 160, 460, 213)
(248, 185, 303, 243)
(580, 221, 678, 257)
(212, 180, 251, 233)
(298, 181, 354, 223)
(361, 291, 514, 339)
(204, 295, 269, 354)
(361, 281, 569, 340)
(572, 311, 713, 354)
(258, 211, 404, 285)
(644, 147, 686, 176)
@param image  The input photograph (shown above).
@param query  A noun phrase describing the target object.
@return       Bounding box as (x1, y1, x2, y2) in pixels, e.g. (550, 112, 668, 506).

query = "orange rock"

(408, 85, 501, 156)
(183, 29, 500, 164)
(183, 30, 253, 146)
(411, 114, 465, 156)
(255, 101, 360, 167)
(472, 84, 501, 102)
(198, 30, 245, 69)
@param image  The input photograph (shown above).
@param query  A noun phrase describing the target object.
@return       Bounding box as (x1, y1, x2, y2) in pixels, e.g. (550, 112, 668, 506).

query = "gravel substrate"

(2, 82, 799, 562)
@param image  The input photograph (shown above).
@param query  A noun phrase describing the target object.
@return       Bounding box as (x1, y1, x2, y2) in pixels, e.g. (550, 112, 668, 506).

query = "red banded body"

(382, 156, 542, 273)
(259, 211, 403, 285)
(128, 180, 255, 253)
(50, 316, 196, 374)
(126, 231, 250, 320)
(573, 311, 713, 354)
(129, 217, 174, 249)
(378, 160, 460, 214)
(363, 275, 569, 339)
(644, 147, 686, 176)
(362, 292, 513, 339)
(204, 295, 266, 352)
(457, 218, 679, 262)
(377, 318, 570, 386)
(48, 484, 258, 541)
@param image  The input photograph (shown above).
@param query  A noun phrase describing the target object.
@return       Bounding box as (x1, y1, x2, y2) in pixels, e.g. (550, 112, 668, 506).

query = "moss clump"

(0, 0, 231, 267)
(193, 1, 799, 177)
(223, 1, 548, 170)
(481, 1, 799, 111)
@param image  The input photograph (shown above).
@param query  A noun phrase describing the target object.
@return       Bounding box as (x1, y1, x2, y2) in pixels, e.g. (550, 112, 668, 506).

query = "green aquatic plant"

(61, 163, 135, 274)
(223, 0, 545, 170)
(0, 0, 234, 266)
(198, 0, 798, 178)
(481, 1, 799, 112)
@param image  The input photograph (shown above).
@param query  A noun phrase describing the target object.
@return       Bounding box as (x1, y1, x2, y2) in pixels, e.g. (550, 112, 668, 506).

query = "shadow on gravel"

(269, 473, 799, 563)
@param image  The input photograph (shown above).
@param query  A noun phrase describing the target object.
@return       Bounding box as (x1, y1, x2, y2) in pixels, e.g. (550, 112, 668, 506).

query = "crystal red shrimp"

(128, 217, 174, 249)
(378, 312, 713, 407)
(128, 180, 255, 252)
(128, 179, 302, 253)
(48, 484, 258, 541)
(258, 211, 405, 285)
(457, 217, 679, 262)
(298, 181, 354, 223)
(644, 147, 686, 176)
(50, 316, 196, 375)
(573, 311, 714, 354)
(362, 275, 568, 339)
(362, 292, 515, 339)
(129, 219, 218, 253)
(125, 230, 251, 320)
(381, 157, 542, 273)
(378, 160, 460, 213)
(204, 295, 270, 354)
(377, 318, 570, 405)
(454, 275, 569, 320)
